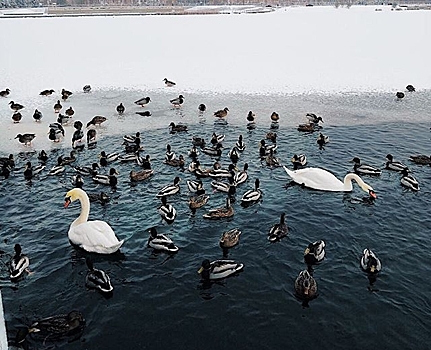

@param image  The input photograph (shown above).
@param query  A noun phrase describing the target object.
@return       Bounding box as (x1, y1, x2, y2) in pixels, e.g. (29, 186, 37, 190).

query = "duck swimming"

(130, 169, 153, 182)
(158, 196, 177, 224)
(85, 257, 113, 293)
(400, 168, 420, 191)
(409, 154, 431, 165)
(156, 176, 181, 197)
(64, 188, 124, 254)
(291, 154, 307, 169)
(234, 163, 248, 185)
(294, 270, 318, 300)
(93, 168, 119, 187)
(284, 166, 376, 195)
(360, 248, 381, 273)
(304, 240, 326, 264)
(198, 259, 244, 280)
(148, 227, 179, 253)
(351, 157, 382, 176)
(203, 197, 234, 219)
(169, 122, 188, 133)
(9, 244, 30, 280)
(306, 113, 324, 124)
(219, 228, 241, 249)
(268, 213, 288, 242)
(170, 94, 184, 107)
(235, 134, 246, 152)
(241, 178, 262, 206)
(385, 154, 409, 172)
(189, 193, 210, 209)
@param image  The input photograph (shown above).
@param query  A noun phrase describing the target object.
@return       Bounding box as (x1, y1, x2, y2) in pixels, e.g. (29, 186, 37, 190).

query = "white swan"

(64, 188, 124, 254)
(284, 166, 375, 194)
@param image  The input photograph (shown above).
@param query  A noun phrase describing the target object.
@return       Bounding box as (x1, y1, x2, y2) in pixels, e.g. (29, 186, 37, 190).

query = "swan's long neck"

(74, 190, 90, 225)
(343, 173, 371, 193)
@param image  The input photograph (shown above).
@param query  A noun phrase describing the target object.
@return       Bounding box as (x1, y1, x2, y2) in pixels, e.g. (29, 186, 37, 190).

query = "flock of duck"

(0, 81, 429, 346)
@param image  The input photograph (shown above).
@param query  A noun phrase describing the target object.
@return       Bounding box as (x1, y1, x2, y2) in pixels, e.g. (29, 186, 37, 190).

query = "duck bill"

(64, 197, 71, 208)
(197, 267, 204, 274)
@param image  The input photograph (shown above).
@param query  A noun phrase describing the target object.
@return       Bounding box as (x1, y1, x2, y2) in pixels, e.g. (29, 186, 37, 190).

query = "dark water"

(1, 90, 431, 350)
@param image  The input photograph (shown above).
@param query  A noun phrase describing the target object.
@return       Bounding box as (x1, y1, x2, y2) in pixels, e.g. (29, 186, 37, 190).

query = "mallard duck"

(193, 161, 211, 177)
(198, 259, 244, 280)
(188, 145, 200, 158)
(87, 129, 97, 147)
(32, 109, 43, 122)
(203, 197, 234, 219)
(83, 84, 91, 93)
(87, 191, 110, 205)
(148, 227, 179, 253)
(0, 154, 15, 168)
(64, 188, 123, 254)
(123, 132, 141, 145)
(74, 163, 99, 177)
(317, 133, 329, 148)
(235, 135, 246, 152)
(304, 240, 326, 264)
(209, 163, 235, 179)
(72, 174, 84, 188)
(169, 122, 187, 134)
(409, 154, 431, 165)
(85, 257, 113, 293)
(228, 147, 240, 164)
(360, 248, 382, 273)
(192, 136, 206, 147)
(214, 107, 229, 119)
(163, 78, 176, 87)
(246, 110, 256, 127)
(24, 162, 45, 179)
(291, 154, 307, 169)
(137, 154, 152, 169)
(116, 103, 125, 115)
(189, 194, 209, 209)
(265, 150, 280, 168)
(48, 157, 65, 176)
(266, 132, 277, 143)
(400, 168, 420, 191)
(241, 178, 262, 206)
(234, 163, 248, 185)
(9, 244, 30, 280)
(219, 228, 241, 248)
(15, 133, 36, 146)
(65, 107, 75, 117)
(270, 111, 279, 123)
(396, 91, 405, 99)
(306, 113, 324, 124)
(187, 179, 204, 193)
(130, 169, 153, 182)
(170, 94, 184, 107)
(136, 110, 152, 117)
(211, 132, 225, 145)
(259, 139, 277, 156)
(61, 88, 73, 98)
(385, 154, 409, 172)
(99, 151, 119, 166)
(198, 103, 206, 112)
(406, 84, 415, 92)
(156, 176, 181, 197)
(38, 150, 48, 164)
(268, 213, 288, 242)
(61, 151, 77, 165)
(211, 179, 236, 194)
(119, 152, 138, 163)
(166, 155, 185, 168)
(0, 88, 10, 97)
(12, 111, 22, 123)
(134, 96, 151, 107)
(297, 123, 317, 132)
(16, 311, 85, 343)
(93, 168, 119, 187)
(352, 157, 382, 176)
(57, 113, 73, 125)
(87, 115, 106, 128)
(53, 99, 62, 113)
(9, 101, 24, 111)
(158, 196, 177, 224)
(294, 270, 318, 299)
(201, 144, 222, 157)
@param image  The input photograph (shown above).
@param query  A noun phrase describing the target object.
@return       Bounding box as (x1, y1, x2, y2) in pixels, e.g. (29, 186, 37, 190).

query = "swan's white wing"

(284, 166, 344, 191)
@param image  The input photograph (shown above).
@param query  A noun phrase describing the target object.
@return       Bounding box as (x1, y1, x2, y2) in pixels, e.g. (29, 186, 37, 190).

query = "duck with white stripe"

(156, 176, 181, 197)
(235, 134, 246, 152)
(198, 259, 243, 281)
(385, 154, 409, 172)
(9, 243, 30, 280)
(158, 196, 177, 224)
(233, 163, 248, 185)
(304, 240, 326, 264)
(291, 154, 307, 170)
(400, 168, 420, 191)
(360, 248, 381, 273)
(148, 227, 179, 253)
(241, 178, 262, 206)
(93, 168, 119, 187)
(48, 157, 66, 176)
(268, 213, 288, 242)
(352, 157, 382, 176)
(85, 257, 113, 293)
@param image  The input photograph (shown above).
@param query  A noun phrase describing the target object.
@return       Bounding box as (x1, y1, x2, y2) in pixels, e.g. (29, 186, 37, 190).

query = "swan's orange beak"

(369, 190, 377, 199)
(64, 197, 71, 208)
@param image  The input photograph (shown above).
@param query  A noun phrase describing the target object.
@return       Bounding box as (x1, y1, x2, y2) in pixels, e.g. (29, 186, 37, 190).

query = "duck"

(119, 152, 139, 163)
(0, 164, 10, 179)
(57, 113, 72, 125)
(87, 129, 97, 147)
(72, 174, 84, 188)
(137, 154, 152, 169)
(136, 110, 152, 117)
(9, 101, 24, 111)
(156, 176, 181, 197)
(74, 120, 83, 130)
(0, 88, 10, 97)
(134, 96, 151, 107)
(203, 197, 234, 219)
(351, 157, 382, 176)
(32, 109, 43, 122)
(24, 162, 45, 179)
(170, 94, 184, 107)
(209, 163, 235, 179)
(265, 149, 280, 168)
(61, 151, 77, 165)
(385, 154, 409, 172)
(306, 113, 324, 124)
(93, 168, 119, 187)
(11, 111, 22, 123)
(189, 194, 210, 209)
(241, 178, 262, 206)
(165, 144, 176, 161)
(284, 166, 376, 194)
(48, 126, 64, 143)
(64, 188, 124, 254)
(88, 192, 110, 205)
(211, 132, 225, 145)
(297, 123, 317, 132)
(266, 132, 277, 143)
(61, 88, 73, 99)
(317, 133, 329, 148)
(53, 100, 62, 113)
(406, 84, 415, 92)
(198, 103, 206, 112)
(360, 248, 382, 273)
(169, 122, 188, 133)
(83, 84, 91, 93)
(214, 107, 229, 119)
(198, 259, 244, 280)
(187, 179, 204, 193)
(201, 144, 223, 158)
(235, 134, 246, 152)
(211, 179, 236, 194)
(0, 154, 15, 168)
(124, 132, 141, 145)
(409, 154, 431, 165)
(246, 110, 256, 129)
(9, 244, 30, 280)
(87, 115, 106, 128)
(396, 91, 405, 99)
(116, 103, 125, 115)
(268, 213, 288, 242)
(228, 147, 240, 164)
(99, 151, 119, 166)
(148, 227, 178, 253)
(219, 228, 241, 249)
(163, 78, 176, 87)
(15, 133, 36, 146)
(37, 150, 48, 164)
(74, 163, 99, 177)
(188, 145, 200, 158)
(48, 157, 66, 176)
(85, 257, 113, 293)
(234, 163, 249, 185)
(259, 139, 277, 156)
(294, 270, 318, 299)
(192, 136, 206, 147)
(158, 196, 177, 224)
(291, 154, 307, 169)
(130, 169, 153, 182)
(304, 240, 326, 264)
(270, 111, 279, 123)
(400, 168, 420, 191)
(65, 106, 75, 117)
